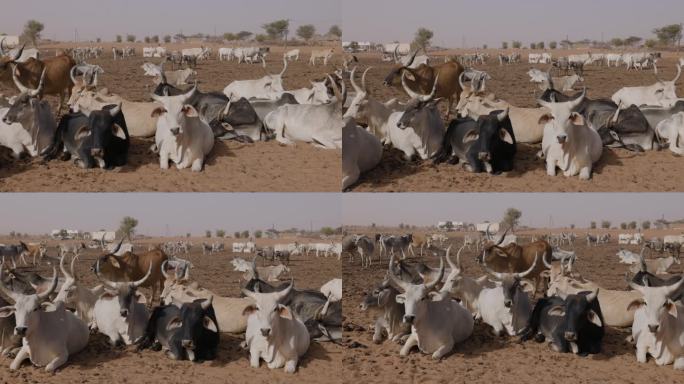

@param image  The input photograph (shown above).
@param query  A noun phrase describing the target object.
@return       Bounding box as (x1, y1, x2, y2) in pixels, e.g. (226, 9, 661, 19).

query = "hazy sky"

(0, 194, 340, 236)
(343, 194, 684, 228)
(0, 0, 341, 42)
(342, 0, 684, 47)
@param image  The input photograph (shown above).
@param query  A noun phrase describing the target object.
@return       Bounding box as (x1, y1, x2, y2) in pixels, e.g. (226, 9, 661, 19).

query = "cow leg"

(674, 357, 684, 370)
(399, 333, 418, 356)
(45, 350, 68, 372)
(372, 318, 385, 343)
(9, 345, 30, 370)
(432, 342, 454, 360)
(284, 359, 298, 374)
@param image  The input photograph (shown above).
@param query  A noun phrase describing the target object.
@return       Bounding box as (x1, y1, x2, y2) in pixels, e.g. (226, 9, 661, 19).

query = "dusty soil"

(346, 53, 684, 192)
(0, 236, 342, 384)
(0, 44, 341, 192)
(342, 233, 684, 384)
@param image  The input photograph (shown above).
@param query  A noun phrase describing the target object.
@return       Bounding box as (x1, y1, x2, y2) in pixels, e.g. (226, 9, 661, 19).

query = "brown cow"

(477, 228, 552, 297)
(91, 240, 168, 305)
(20, 241, 47, 266)
(0, 45, 76, 112)
(383, 52, 464, 118)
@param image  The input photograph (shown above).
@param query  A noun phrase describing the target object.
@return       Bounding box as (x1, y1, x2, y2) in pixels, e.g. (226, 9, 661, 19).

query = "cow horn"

(201, 295, 213, 310)
(638, 246, 648, 272)
(349, 66, 361, 93)
(482, 252, 505, 280)
(10, 44, 24, 62)
(393, 45, 399, 63)
(405, 49, 418, 67)
(99, 234, 106, 250)
(280, 56, 288, 77)
(132, 263, 153, 288)
(446, 245, 463, 276)
(458, 72, 466, 90)
(59, 253, 72, 280)
(31, 68, 47, 97)
(665, 275, 684, 297)
(585, 288, 598, 303)
(672, 64, 682, 84)
(485, 224, 493, 240)
(0, 37, 5, 56)
(111, 237, 124, 255)
(183, 84, 197, 102)
(11, 64, 30, 94)
(568, 87, 586, 110)
(496, 227, 509, 246)
(387, 264, 411, 292)
(497, 107, 509, 122)
(0, 262, 19, 301)
(95, 259, 118, 289)
(516, 252, 539, 279)
(37, 266, 58, 300)
(425, 257, 444, 289)
(274, 279, 294, 302)
(611, 104, 621, 124)
(327, 75, 342, 104)
(70, 66, 79, 85)
(542, 250, 552, 269)
(361, 67, 371, 93)
(109, 102, 121, 117)
(161, 260, 170, 280)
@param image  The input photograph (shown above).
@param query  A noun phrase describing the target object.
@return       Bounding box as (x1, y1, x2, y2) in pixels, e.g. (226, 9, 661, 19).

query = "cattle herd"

(342, 228, 684, 380)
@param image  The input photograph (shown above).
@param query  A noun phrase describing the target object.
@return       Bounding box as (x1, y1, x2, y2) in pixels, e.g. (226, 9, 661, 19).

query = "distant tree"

(501, 208, 522, 231)
(186, 233, 191, 238)
(537, 41, 545, 49)
(560, 39, 572, 49)
(399, 223, 405, 229)
(653, 23, 682, 47)
(241, 230, 250, 238)
(262, 19, 289, 40)
(151, 35, 159, 43)
(255, 34, 267, 43)
(601, 220, 611, 229)
(371, 223, 376, 228)
(96, 38, 101, 43)
(223, 32, 237, 41)
(624, 36, 642, 46)
(144, 36, 150, 43)
(512, 41, 522, 49)
(205, 230, 211, 238)
(237, 31, 253, 40)
(620, 222, 627, 230)
(483, 44, 488, 49)
(530, 42, 537, 50)
(255, 230, 262, 238)
(234, 231, 240, 239)
(628, 221, 637, 230)
(642, 221, 651, 230)
(501, 41, 509, 49)
(590, 221, 597, 229)
(118, 216, 138, 239)
(9, 231, 16, 238)
(570, 224, 575, 229)
(116, 35, 122, 43)
(328, 25, 342, 39)
(412, 27, 434, 50)
(216, 230, 225, 238)
(610, 38, 624, 47)
(22, 20, 44, 47)
(320, 227, 335, 236)
(126, 34, 136, 43)
(163, 35, 171, 43)
(549, 41, 557, 49)
(296, 24, 316, 41)
(644, 39, 658, 48)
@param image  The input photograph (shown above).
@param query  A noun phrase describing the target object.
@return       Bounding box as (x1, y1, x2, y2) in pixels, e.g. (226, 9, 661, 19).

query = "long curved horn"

(516, 252, 539, 278)
(585, 288, 598, 302)
(161, 260, 170, 279)
(611, 104, 621, 124)
(327, 75, 342, 104)
(95, 259, 118, 289)
(482, 251, 505, 280)
(279, 56, 288, 77)
(111, 237, 124, 255)
(459, 72, 466, 90)
(496, 227, 509, 246)
(638, 246, 648, 272)
(387, 263, 411, 292)
(36, 266, 58, 299)
(486, 224, 493, 240)
(361, 67, 371, 93)
(273, 278, 293, 302)
(405, 49, 418, 67)
(349, 66, 360, 93)
(11, 64, 30, 94)
(425, 257, 444, 289)
(31, 68, 47, 97)
(132, 262, 153, 288)
(182, 83, 197, 102)
(393, 45, 399, 63)
(497, 107, 509, 122)
(568, 87, 586, 110)
(200, 295, 213, 310)
(665, 275, 684, 297)
(0, 37, 6, 56)
(542, 249, 552, 268)
(109, 102, 122, 117)
(70, 254, 78, 278)
(59, 253, 72, 280)
(672, 64, 682, 84)
(446, 245, 464, 276)
(10, 44, 24, 62)
(100, 234, 106, 250)
(0, 262, 19, 301)
(70, 66, 79, 85)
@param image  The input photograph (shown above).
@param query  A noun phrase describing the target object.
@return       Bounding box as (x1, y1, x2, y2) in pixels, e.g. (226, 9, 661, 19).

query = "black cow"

(138, 298, 219, 361)
(520, 290, 604, 355)
(433, 109, 516, 174)
(45, 104, 129, 169)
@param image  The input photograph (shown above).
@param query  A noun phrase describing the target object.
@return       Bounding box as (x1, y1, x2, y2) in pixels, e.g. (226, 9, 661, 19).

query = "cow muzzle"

(648, 324, 659, 333)
(556, 135, 567, 144)
(2, 116, 12, 125)
(564, 331, 577, 341)
(15, 327, 27, 336)
(403, 315, 415, 324)
(478, 152, 491, 161)
(170, 127, 180, 135)
(120, 309, 129, 318)
(181, 340, 195, 349)
(260, 328, 271, 337)
(504, 300, 512, 308)
(91, 148, 103, 157)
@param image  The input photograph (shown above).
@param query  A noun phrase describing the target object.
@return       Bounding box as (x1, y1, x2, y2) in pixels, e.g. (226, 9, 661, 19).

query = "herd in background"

(0, 236, 342, 373)
(346, 227, 684, 369)
(0, 41, 343, 174)
(341, 47, 684, 190)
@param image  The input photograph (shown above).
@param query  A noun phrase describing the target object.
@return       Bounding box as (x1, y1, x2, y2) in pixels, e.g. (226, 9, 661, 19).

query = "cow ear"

(108, 256, 121, 268)
(242, 304, 257, 316)
(547, 305, 565, 317)
(462, 129, 479, 143)
(395, 294, 406, 304)
(570, 112, 585, 126)
(538, 114, 553, 125)
(627, 299, 644, 312)
(404, 72, 416, 81)
(428, 291, 446, 301)
(203, 316, 218, 333)
(135, 292, 147, 305)
(166, 317, 183, 332)
(182, 105, 199, 117)
(0, 306, 15, 318)
(100, 290, 117, 300)
(519, 280, 535, 293)
(74, 126, 91, 140)
(666, 301, 678, 318)
(151, 107, 166, 117)
(277, 304, 293, 320)
(539, 270, 550, 279)
(499, 129, 514, 144)
(587, 310, 603, 327)
(112, 124, 127, 140)
(377, 290, 390, 306)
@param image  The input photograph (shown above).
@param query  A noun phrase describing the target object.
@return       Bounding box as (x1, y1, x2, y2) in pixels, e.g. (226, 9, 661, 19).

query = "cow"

(264, 75, 343, 149)
(433, 108, 516, 174)
(151, 86, 215, 171)
(319, 278, 341, 318)
(342, 117, 382, 190)
(655, 111, 684, 155)
(520, 289, 604, 355)
(90, 240, 168, 305)
(54, 255, 104, 328)
(0, 264, 89, 372)
(538, 89, 603, 180)
(93, 261, 152, 345)
(309, 48, 333, 66)
(223, 58, 288, 100)
(155, 67, 196, 87)
(612, 65, 681, 108)
(0, 45, 76, 112)
(349, 235, 376, 268)
(441, 246, 495, 318)
(249, 92, 299, 122)
(628, 277, 684, 369)
(389, 258, 474, 359)
(478, 254, 537, 336)
(1, 69, 57, 158)
(359, 275, 410, 343)
(138, 296, 219, 361)
(384, 55, 464, 118)
(380, 235, 413, 259)
(284, 49, 300, 61)
(242, 281, 310, 373)
(44, 103, 130, 169)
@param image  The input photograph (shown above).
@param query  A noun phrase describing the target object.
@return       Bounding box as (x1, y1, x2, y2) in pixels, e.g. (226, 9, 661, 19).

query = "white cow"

(242, 282, 310, 373)
(223, 58, 288, 100)
(309, 49, 333, 66)
(272, 79, 331, 105)
(151, 86, 215, 171)
(218, 47, 234, 61)
(284, 49, 300, 61)
(54, 255, 104, 328)
(612, 65, 681, 108)
(655, 112, 684, 155)
(539, 90, 603, 180)
(232, 242, 246, 253)
(342, 117, 382, 190)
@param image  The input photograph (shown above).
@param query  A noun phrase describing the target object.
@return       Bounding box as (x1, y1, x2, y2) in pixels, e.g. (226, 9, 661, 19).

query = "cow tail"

(519, 298, 547, 341)
(136, 306, 164, 351)
(431, 133, 452, 165)
(41, 115, 67, 161)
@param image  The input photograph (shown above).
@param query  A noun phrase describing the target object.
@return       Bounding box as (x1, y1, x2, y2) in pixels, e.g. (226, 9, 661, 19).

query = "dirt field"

(0, 236, 342, 384)
(0, 44, 341, 192)
(346, 52, 684, 192)
(342, 230, 684, 384)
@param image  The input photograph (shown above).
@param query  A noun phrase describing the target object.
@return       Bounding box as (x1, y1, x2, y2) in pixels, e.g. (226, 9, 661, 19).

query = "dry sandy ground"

(0, 44, 341, 192)
(346, 53, 684, 192)
(342, 233, 684, 384)
(0, 236, 342, 384)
